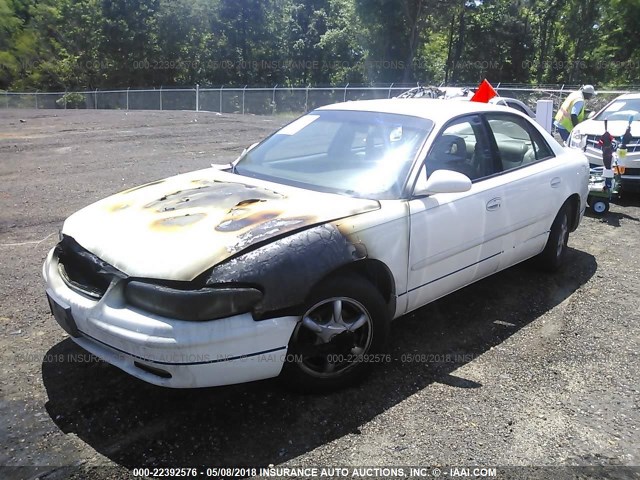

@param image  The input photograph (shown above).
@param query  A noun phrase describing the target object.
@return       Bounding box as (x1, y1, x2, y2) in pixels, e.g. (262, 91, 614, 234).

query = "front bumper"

(43, 248, 298, 388)
(575, 146, 640, 190)
(616, 156, 640, 192)
(619, 175, 640, 192)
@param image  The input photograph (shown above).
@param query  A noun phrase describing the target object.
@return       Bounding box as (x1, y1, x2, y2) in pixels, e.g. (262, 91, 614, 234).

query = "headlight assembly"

(124, 281, 262, 321)
(570, 131, 587, 149)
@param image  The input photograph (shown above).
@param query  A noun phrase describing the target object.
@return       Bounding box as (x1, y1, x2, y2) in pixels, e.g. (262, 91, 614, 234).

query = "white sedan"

(43, 99, 589, 391)
(569, 93, 640, 192)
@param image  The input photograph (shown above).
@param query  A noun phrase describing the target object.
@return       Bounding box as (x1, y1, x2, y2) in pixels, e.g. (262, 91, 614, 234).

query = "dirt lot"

(0, 109, 639, 480)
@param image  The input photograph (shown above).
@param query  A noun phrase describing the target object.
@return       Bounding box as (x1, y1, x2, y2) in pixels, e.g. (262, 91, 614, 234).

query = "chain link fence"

(1, 84, 636, 116)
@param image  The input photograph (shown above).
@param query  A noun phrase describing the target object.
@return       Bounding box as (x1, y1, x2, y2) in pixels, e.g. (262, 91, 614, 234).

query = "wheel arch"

(207, 223, 389, 319)
(312, 259, 397, 319)
(565, 193, 582, 232)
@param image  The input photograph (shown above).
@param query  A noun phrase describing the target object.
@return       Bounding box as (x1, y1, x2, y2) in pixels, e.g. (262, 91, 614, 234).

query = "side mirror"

(587, 111, 595, 119)
(413, 169, 472, 196)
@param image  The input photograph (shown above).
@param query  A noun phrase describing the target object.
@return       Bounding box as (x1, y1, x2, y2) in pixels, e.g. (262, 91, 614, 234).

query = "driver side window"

(425, 115, 495, 181)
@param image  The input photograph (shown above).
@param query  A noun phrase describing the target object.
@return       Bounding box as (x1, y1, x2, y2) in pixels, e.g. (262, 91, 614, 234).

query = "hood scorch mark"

(144, 181, 285, 213)
(152, 213, 207, 229)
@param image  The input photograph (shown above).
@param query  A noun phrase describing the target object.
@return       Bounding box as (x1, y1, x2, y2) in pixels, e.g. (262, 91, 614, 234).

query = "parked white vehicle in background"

(43, 99, 589, 391)
(569, 93, 640, 192)
(489, 96, 536, 118)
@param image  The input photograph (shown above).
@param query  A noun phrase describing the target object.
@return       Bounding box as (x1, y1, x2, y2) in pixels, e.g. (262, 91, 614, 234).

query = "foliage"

(0, 0, 638, 90)
(55, 91, 86, 107)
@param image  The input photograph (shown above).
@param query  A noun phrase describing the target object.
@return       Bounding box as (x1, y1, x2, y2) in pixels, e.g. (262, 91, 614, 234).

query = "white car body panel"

(333, 200, 411, 318)
(405, 158, 569, 311)
(408, 186, 500, 310)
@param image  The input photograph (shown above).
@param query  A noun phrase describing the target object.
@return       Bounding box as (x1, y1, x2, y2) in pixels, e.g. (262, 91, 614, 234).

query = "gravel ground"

(0, 109, 639, 480)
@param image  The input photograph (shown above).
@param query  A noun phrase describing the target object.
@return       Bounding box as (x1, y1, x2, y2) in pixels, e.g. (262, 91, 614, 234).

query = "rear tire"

(280, 274, 390, 392)
(536, 204, 570, 272)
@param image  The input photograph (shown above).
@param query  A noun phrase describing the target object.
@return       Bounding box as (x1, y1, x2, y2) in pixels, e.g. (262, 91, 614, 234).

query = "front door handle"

(486, 197, 502, 211)
(550, 177, 562, 188)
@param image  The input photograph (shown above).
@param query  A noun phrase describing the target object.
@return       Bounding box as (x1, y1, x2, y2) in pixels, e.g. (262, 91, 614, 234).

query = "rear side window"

(485, 113, 554, 171)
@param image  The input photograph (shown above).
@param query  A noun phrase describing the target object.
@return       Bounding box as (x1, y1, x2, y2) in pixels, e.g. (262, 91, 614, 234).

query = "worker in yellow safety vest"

(554, 85, 596, 143)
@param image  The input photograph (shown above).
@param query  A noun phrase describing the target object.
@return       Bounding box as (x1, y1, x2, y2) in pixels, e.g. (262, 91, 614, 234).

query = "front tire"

(536, 204, 570, 272)
(280, 274, 390, 392)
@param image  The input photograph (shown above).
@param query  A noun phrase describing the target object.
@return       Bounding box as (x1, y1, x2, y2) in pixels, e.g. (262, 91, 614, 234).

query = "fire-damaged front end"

(43, 168, 402, 388)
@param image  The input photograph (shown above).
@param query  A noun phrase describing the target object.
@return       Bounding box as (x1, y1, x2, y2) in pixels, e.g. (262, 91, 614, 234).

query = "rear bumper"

(43, 248, 298, 388)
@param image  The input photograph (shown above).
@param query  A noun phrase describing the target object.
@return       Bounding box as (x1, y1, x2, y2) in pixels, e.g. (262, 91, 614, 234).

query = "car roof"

(315, 98, 518, 123)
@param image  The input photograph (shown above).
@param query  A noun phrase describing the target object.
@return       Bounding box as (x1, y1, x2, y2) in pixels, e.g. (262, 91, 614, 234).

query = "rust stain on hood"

(62, 168, 380, 281)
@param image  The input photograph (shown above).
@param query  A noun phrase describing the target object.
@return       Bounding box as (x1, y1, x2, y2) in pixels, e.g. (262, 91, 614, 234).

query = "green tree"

(0, 0, 26, 89)
(1, 0, 639, 90)
(458, 0, 534, 83)
(355, 0, 413, 82)
(216, 0, 282, 84)
(593, 0, 640, 86)
(284, 1, 329, 84)
(549, 0, 601, 84)
(153, 0, 216, 85)
(99, 0, 160, 86)
(318, 0, 366, 83)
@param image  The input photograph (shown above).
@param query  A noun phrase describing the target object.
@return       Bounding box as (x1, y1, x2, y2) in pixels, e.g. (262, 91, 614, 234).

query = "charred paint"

(144, 181, 285, 213)
(107, 202, 131, 213)
(56, 235, 126, 298)
(152, 213, 207, 229)
(216, 211, 281, 232)
(230, 216, 316, 253)
(335, 223, 369, 258)
(61, 168, 381, 281)
(351, 241, 368, 259)
(207, 223, 366, 318)
(235, 199, 266, 207)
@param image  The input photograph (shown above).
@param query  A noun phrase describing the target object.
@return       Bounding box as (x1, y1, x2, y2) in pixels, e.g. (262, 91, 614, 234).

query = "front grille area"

(586, 134, 640, 153)
(56, 236, 126, 299)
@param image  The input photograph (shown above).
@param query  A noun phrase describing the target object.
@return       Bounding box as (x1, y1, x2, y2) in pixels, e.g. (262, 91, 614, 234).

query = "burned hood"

(62, 168, 380, 281)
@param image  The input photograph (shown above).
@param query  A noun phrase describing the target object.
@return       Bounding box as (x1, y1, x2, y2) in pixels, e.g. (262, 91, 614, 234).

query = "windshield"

(595, 98, 640, 122)
(235, 110, 433, 199)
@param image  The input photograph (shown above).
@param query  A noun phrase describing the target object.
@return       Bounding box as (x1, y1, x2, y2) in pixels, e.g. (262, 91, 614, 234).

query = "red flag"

(470, 79, 498, 103)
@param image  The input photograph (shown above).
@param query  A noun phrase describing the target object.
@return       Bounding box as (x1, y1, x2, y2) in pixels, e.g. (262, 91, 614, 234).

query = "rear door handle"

(550, 177, 562, 188)
(486, 197, 502, 211)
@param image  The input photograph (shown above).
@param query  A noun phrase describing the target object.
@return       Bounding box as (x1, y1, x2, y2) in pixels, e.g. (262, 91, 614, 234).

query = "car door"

(406, 114, 509, 312)
(483, 113, 562, 269)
